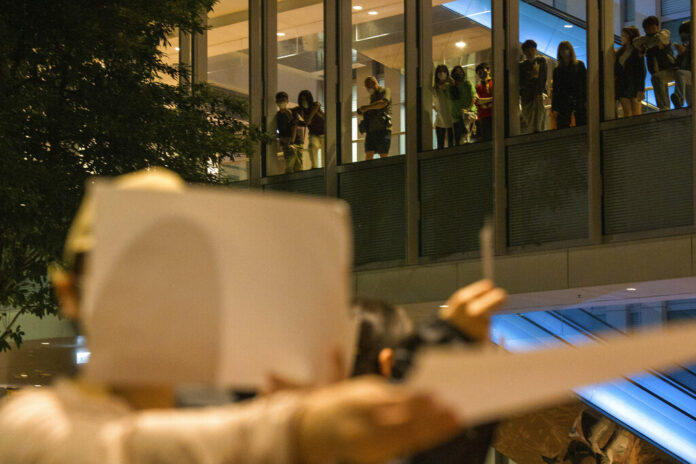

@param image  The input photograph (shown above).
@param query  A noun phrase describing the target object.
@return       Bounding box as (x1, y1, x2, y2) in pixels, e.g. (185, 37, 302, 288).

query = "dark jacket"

(552, 60, 586, 113)
(519, 56, 548, 104)
(615, 47, 647, 99)
(393, 319, 496, 464)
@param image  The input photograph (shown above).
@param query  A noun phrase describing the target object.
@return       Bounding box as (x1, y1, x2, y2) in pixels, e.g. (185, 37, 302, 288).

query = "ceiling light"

(564, 24, 573, 28)
(353, 5, 363, 10)
(277, 32, 286, 37)
(439, 305, 449, 308)
(626, 287, 637, 291)
(34, 385, 42, 388)
(19, 374, 28, 378)
(174, 47, 180, 51)
(41, 342, 50, 345)
(368, 11, 378, 15)
(455, 41, 467, 48)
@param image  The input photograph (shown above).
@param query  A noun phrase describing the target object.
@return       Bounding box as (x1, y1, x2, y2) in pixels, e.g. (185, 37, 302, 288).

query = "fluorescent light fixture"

(174, 47, 180, 51)
(368, 10, 378, 15)
(564, 24, 573, 28)
(439, 305, 449, 308)
(277, 32, 286, 37)
(19, 374, 28, 378)
(41, 342, 50, 345)
(455, 41, 467, 48)
(34, 385, 42, 388)
(353, 5, 363, 10)
(626, 287, 637, 291)
(354, 33, 389, 42)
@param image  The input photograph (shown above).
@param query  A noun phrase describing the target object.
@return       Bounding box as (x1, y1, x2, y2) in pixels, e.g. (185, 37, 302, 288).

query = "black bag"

(358, 118, 368, 134)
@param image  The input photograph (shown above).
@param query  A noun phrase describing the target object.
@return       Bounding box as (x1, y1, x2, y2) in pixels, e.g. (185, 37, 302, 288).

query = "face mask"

(278, 102, 287, 110)
(367, 87, 376, 95)
(437, 72, 448, 80)
(301, 101, 309, 109)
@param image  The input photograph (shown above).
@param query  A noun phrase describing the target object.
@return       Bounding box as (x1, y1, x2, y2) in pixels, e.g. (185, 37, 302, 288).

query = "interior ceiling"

(208, 0, 491, 69)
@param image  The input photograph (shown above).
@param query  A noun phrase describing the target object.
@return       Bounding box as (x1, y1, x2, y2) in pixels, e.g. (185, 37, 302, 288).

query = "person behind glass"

(432, 64, 454, 149)
(633, 16, 676, 111)
(295, 90, 324, 169)
(615, 26, 647, 118)
(475, 63, 493, 141)
(519, 39, 549, 134)
(672, 20, 692, 109)
(358, 76, 392, 160)
(275, 91, 303, 173)
(449, 65, 477, 145)
(551, 41, 587, 129)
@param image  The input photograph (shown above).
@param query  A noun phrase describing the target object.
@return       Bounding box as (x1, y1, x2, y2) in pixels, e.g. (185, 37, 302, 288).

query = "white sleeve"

(125, 392, 305, 464)
(0, 389, 306, 464)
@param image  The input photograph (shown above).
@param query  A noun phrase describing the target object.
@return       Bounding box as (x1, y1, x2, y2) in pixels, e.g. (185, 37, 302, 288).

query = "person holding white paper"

(0, 169, 460, 463)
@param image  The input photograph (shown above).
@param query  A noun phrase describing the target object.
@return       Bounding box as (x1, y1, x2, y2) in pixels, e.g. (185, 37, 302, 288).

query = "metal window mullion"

(506, 0, 520, 138)
(264, 1, 278, 180)
(419, 2, 433, 153)
(601, 1, 616, 121)
(324, 1, 338, 197)
(339, 1, 353, 166)
(249, 0, 263, 187)
(493, 0, 513, 253)
(192, 13, 208, 84)
(692, 0, 696, 227)
(587, 0, 602, 243)
(405, 0, 421, 264)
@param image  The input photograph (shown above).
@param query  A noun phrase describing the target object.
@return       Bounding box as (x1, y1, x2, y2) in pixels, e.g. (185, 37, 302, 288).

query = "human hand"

(439, 279, 507, 342)
(296, 377, 459, 463)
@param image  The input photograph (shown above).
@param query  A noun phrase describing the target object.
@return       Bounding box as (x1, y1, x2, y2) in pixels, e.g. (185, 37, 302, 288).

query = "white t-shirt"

(0, 380, 304, 463)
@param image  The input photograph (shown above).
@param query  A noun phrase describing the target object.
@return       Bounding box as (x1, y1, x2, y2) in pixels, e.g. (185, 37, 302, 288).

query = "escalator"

(491, 303, 696, 462)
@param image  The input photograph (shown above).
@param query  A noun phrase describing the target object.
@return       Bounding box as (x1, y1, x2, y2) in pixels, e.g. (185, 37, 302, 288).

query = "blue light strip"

(491, 314, 696, 462)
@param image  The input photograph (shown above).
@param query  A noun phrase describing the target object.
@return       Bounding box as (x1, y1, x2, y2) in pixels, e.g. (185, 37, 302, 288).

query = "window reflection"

(515, 0, 587, 134)
(208, 0, 250, 181)
(350, 1, 405, 163)
(424, 0, 492, 150)
(609, 0, 692, 118)
(270, 0, 325, 175)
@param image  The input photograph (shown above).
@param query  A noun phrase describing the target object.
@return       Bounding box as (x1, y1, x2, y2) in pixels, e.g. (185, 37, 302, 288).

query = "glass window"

(422, 1, 493, 150)
(349, 1, 405, 163)
(158, 32, 180, 86)
(608, 0, 691, 119)
(513, 0, 587, 135)
(267, 0, 325, 176)
(208, 0, 250, 181)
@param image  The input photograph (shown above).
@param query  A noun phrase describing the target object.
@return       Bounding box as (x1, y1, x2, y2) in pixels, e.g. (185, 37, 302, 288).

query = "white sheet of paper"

(408, 321, 696, 425)
(82, 182, 354, 389)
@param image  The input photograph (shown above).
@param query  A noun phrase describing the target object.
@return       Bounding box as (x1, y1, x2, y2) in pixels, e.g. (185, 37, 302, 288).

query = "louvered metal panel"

(420, 150, 493, 257)
(661, 0, 690, 16)
(603, 117, 693, 235)
(263, 175, 326, 196)
(507, 135, 588, 246)
(339, 164, 406, 265)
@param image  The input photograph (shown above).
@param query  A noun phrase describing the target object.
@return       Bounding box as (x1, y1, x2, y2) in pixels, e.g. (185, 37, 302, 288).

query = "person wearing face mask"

(551, 41, 587, 130)
(633, 16, 676, 111)
(275, 91, 303, 173)
(432, 64, 454, 149)
(672, 20, 692, 109)
(357, 76, 392, 160)
(294, 90, 325, 169)
(449, 65, 477, 145)
(615, 26, 647, 118)
(475, 63, 494, 141)
(519, 39, 549, 134)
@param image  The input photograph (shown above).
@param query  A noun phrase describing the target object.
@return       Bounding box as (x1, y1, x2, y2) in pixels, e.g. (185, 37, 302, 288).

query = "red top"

(475, 80, 493, 120)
